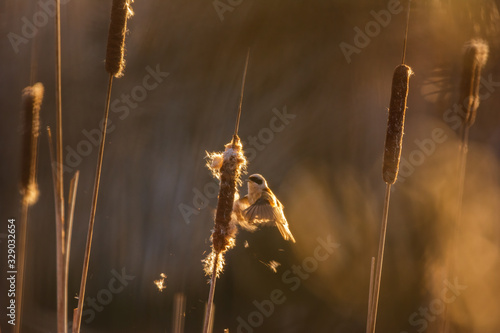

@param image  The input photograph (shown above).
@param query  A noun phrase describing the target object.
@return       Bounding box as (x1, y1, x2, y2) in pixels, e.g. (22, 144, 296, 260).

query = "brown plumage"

(234, 174, 296, 243)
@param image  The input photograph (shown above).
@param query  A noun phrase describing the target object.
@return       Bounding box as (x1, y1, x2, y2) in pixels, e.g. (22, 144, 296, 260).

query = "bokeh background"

(1, 0, 500, 332)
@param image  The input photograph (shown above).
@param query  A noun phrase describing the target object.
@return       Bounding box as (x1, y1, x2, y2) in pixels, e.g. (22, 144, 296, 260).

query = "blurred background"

(1, 0, 500, 332)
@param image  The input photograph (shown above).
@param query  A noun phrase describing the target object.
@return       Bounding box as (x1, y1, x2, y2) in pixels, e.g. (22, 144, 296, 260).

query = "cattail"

(382, 64, 412, 184)
(203, 136, 247, 276)
(105, 0, 134, 77)
(459, 39, 488, 128)
(21, 83, 44, 205)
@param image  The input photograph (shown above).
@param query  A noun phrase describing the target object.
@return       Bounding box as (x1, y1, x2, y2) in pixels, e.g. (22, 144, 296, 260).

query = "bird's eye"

(249, 176, 263, 185)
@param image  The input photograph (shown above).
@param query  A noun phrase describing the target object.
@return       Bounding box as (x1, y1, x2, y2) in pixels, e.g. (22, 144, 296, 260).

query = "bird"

(233, 174, 296, 243)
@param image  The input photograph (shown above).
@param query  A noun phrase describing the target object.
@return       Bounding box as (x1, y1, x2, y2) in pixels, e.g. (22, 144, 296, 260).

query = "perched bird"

(233, 174, 296, 243)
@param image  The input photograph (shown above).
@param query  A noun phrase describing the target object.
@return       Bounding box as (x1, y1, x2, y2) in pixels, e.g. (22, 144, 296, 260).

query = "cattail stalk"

(202, 52, 249, 333)
(172, 293, 186, 333)
(441, 39, 488, 333)
(16, 83, 44, 333)
(454, 39, 488, 230)
(54, 0, 67, 328)
(365, 257, 375, 333)
(366, 3, 412, 331)
(73, 1, 133, 332)
(367, 45, 413, 333)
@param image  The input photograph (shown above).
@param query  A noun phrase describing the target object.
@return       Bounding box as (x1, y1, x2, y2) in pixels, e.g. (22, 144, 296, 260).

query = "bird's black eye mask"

(249, 176, 263, 185)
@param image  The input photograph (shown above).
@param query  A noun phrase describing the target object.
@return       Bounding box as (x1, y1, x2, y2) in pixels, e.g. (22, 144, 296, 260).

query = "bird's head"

(247, 174, 268, 193)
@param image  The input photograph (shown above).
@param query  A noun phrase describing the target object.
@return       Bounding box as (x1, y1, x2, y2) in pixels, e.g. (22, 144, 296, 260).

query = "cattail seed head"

(383, 64, 412, 184)
(459, 39, 489, 128)
(21, 83, 44, 205)
(203, 135, 247, 276)
(105, 0, 134, 78)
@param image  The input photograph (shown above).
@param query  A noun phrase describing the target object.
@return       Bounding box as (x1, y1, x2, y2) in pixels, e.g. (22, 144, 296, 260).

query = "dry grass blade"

(16, 83, 44, 333)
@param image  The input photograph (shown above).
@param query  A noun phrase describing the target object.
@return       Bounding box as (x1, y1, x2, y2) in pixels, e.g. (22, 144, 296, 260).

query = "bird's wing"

(243, 190, 296, 243)
(233, 195, 250, 223)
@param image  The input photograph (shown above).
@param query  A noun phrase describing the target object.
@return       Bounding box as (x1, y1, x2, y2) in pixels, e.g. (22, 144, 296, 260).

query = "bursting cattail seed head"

(459, 39, 489, 128)
(21, 83, 44, 205)
(105, 0, 134, 78)
(203, 135, 247, 276)
(383, 64, 412, 184)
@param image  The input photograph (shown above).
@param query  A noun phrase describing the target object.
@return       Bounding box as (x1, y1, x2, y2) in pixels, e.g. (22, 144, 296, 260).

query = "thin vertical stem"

(455, 125, 469, 232)
(202, 254, 219, 333)
(366, 257, 376, 333)
(14, 201, 29, 333)
(172, 293, 186, 333)
(64, 171, 79, 332)
(73, 74, 114, 333)
(48, 127, 66, 333)
(55, 0, 66, 330)
(232, 50, 250, 142)
(401, 0, 411, 64)
(367, 184, 392, 333)
(441, 125, 470, 333)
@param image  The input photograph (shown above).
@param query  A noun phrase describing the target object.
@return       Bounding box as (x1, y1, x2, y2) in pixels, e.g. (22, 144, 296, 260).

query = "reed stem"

(54, 0, 66, 330)
(233, 50, 249, 141)
(367, 184, 391, 333)
(203, 254, 219, 333)
(365, 257, 375, 333)
(73, 74, 114, 333)
(15, 201, 29, 333)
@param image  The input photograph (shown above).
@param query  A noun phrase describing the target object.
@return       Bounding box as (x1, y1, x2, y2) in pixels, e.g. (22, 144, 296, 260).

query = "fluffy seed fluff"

(105, 0, 134, 78)
(21, 83, 44, 205)
(459, 39, 489, 128)
(203, 135, 247, 277)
